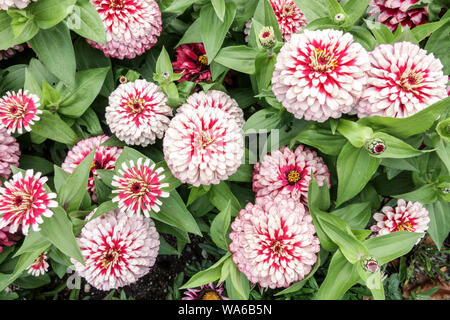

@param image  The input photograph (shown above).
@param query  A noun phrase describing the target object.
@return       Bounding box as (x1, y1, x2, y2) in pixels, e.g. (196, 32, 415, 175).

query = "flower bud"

(362, 256, 379, 273)
(365, 137, 386, 155)
(119, 76, 127, 84)
(259, 26, 276, 50)
(334, 13, 347, 24)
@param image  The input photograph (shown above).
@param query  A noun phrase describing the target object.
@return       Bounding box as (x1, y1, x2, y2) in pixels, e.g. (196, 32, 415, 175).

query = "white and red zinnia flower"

(0, 127, 20, 179)
(71, 209, 160, 291)
(0, 170, 58, 235)
(163, 98, 244, 187)
(61, 135, 123, 201)
(176, 90, 244, 128)
(371, 199, 430, 243)
(253, 145, 330, 205)
(358, 42, 448, 118)
(229, 195, 320, 289)
(369, 0, 428, 32)
(106, 79, 173, 147)
(112, 158, 169, 217)
(0, 89, 41, 134)
(27, 252, 49, 277)
(87, 0, 162, 59)
(272, 29, 370, 122)
(270, 0, 308, 41)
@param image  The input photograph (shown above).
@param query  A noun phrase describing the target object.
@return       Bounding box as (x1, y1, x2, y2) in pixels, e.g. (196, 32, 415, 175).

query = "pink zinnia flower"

(163, 100, 244, 187)
(369, 0, 428, 31)
(272, 29, 370, 122)
(0, 226, 21, 253)
(177, 90, 244, 128)
(253, 145, 330, 205)
(61, 135, 123, 201)
(229, 195, 320, 289)
(0, 127, 20, 179)
(182, 282, 229, 300)
(358, 42, 448, 118)
(371, 199, 430, 243)
(112, 158, 169, 217)
(172, 43, 212, 83)
(0, 89, 41, 134)
(0, 44, 24, 61)
(27, 252, 49, 277)
(270, 0, 308, 41)
(0, 0, 36, 10)
(105, 79, 172, 147)
(71, 209, 160, 291)
(0, 170, 58, 235)
(87, 0, 162, 59)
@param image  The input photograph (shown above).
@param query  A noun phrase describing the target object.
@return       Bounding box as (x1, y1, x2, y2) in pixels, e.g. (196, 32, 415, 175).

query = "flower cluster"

(87, 0, 162, 59)
(72, 209, 160, 291)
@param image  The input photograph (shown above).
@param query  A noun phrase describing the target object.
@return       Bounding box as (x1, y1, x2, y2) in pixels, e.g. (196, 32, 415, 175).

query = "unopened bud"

(365, 138, 386, 155)
(259, 26, 276, 50)
(119, 76, 127, 84)
(362, 256, 379, 273)
(334, 13, 346, 24)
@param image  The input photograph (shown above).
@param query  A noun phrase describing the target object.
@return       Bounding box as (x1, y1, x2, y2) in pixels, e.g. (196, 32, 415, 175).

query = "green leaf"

(394, 184, 438, 204)
(336, 142, 381, 207)
(208, 182, 242, 216)
(292, 123, 347, 156)
(214, 45, 260, 74)
(152, 190, 202, 236)
(19, 155, 54, 175)
(8, 9, 39, 40)
(40, 206, 84, 263)
(181, 253, 231, 289)
(425, 201, 450, 250)
(337, 119, 373, 148)
(155, 46, 173, 77)
(370, 132, 428, 159)
(30, 110, 79, 145)
(293, 0, 328, 21)
(14, 231, 50, 257)
(212, 0, 226, 21)
(200, 2, 236, 63)
(70, 0, 107, 44)
(162, 0, 196, 14)
(177, 18, 202, 46)
(253, 0, 283, 41)
(24, 68, 42, 99)
(210, 201, 233, 250)
(343, 0, 371, 27)
(87, 200, 118, 222)
(58, 150, 94, 211)
(0, 12, 37, 50)
(412, 18, 450, 42)
(243, 108, 282, 133)
(364, 19, 394, 44)
(357, 97, 450, 139)
(28, 23, 76, 87)
(59, 67, 109, 117)
(42, 81, 61, 107)
(330, 202, 371, 229)
(29, 0, 77, 29)
(364, 231, 423, 265)
(425, 16, 450, 74)
(227, 164, 253, 182)
(227, 262, 250, 300)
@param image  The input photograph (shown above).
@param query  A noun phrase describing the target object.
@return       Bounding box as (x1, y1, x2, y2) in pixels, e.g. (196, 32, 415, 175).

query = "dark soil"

(56, 234, 205, 300)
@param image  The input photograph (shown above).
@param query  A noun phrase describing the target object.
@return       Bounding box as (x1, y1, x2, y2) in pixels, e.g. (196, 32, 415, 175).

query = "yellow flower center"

(270, 240, 284, 255)
(395, 221, 414, 232)
(101, 248, 120, 269)
(109, 0, 124, 9)
(198, 55, 208, 65)
(126, 98, 145, 114)
(201, 291, 221, 300)
(197, 131, 215, 149)
(399, 70, 425, 92)
(309, 48, 338, 72)
(287, 170, 301, 184)
(282, 4, 294, 17)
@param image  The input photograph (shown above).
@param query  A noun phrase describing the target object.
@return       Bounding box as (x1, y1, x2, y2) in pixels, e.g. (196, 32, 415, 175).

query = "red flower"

(172, 43, 212, 83)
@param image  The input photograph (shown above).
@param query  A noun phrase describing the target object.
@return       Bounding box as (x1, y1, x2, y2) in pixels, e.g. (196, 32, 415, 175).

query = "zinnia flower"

(0, 127, 20, 179)
(163, 102, 244, 187)
(0, 170, 58, 235)
(0, 89, 41, 134)
(0, 0, 36, 10)
(0, 226, 21, 253)
(172, 43, 212, 83)
(27, 252, 49, 277)
(270, 0, 308, 41)
(358, 42, 448, 118)
(0, 45, 24, 61)
(105, 79, 172, 147)
(87, 0, 162, 59)
(182, 282, 229, 300)
(61, 135, 123, 201)
(253, 145, 330, 205)
(229, 195, 320, 289)
(112, 158, 169, 217)
(176, 90, 244, 128)
(271, 29, 370, 122)
(369, 0, 428, 32)
(371, 199, 430, 243)
(71, 209, 160, 291)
